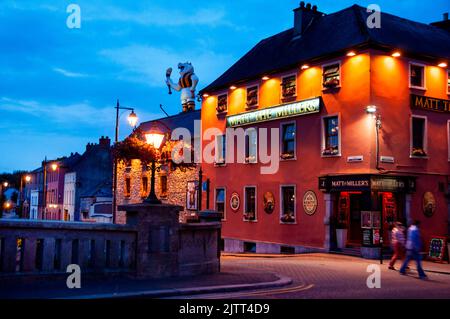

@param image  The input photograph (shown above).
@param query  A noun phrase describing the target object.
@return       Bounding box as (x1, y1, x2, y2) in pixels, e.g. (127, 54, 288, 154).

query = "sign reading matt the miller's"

(410, 94, 450, 113)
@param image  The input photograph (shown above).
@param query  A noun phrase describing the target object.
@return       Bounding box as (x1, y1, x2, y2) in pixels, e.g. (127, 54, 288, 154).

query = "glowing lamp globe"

(127, 111, 138, 127)
(145, 133, 165, 149)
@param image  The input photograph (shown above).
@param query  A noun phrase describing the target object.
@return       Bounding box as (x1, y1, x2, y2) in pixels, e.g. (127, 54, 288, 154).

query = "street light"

(366, 105, 384, 264)
(144, 129, 166, 204)
(19, 174, 32, 218)
(3, 181, 8, 188)
(112, 99, 139, 223)
(51, 163, 58, 171)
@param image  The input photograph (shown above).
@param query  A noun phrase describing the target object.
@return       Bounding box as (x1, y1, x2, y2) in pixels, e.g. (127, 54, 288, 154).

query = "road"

(173, 253, 450, 299)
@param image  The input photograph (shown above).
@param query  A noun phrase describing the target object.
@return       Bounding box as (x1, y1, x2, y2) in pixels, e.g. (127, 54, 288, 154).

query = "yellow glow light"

(391, 51, 401, 57)
(438, 62, 448, 68)
(127, 111, 138, 127)
(230, 85, 237, 90)
(301, 64, 310, 70)
(51, 163, 58, 171)
(262, 76, 270, 81)
(25, 175, 31, 182)
(145, 133, 165, 149)
(347, 51, 356, 57)
(203, 93, 209, 98)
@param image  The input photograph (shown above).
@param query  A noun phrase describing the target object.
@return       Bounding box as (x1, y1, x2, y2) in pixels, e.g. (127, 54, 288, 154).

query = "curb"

(62, 274, 293, 299)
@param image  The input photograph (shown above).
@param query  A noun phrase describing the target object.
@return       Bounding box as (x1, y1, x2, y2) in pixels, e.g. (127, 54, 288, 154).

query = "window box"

(217, 94, 228, 114)
(411, 148, 427, 157)
(280, 153, 295, 160)
(280, 213, 296, 224)
(243, 211, 256, 221)
(322, 146, 340, 156)
(322, 63, 341, 89)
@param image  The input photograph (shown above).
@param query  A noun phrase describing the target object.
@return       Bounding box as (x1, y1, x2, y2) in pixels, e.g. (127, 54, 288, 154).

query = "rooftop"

(201, 4, 450, 94)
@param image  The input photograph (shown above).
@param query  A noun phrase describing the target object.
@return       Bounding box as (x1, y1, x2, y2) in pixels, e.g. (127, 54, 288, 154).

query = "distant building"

(63, 172, 76, 221)
(80, 182, 113, 223)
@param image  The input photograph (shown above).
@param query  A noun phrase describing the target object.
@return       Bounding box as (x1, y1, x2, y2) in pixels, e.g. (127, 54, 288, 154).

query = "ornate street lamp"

(19, 174, 32, 218)
(112, 100, 139, 223)
(144, 127, 166, 204)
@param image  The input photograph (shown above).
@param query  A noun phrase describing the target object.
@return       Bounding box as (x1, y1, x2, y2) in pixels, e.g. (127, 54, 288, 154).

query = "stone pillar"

(119, 202, 183, 279)
(405, 194, 412, 226)
(323, 193, 333, 252)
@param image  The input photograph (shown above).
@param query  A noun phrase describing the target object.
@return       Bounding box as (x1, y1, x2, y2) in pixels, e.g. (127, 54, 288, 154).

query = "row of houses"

(22, 136, 113, 222)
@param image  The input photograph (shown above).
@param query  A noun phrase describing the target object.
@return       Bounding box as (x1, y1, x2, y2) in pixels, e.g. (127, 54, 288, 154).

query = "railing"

(0, 219, 137, 276)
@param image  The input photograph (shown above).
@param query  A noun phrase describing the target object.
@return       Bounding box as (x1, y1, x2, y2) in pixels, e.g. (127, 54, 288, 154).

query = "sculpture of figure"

(165, 62, 199, 112)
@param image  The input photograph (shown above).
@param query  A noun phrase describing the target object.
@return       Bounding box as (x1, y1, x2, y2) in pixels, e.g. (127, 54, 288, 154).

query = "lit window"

(411, 116, 427, 157)
(215, 134, 226, 165)
(124, 177, 131, 197)
(280, 186, 296, 224)
(244, 186, 256, 221)
(323, 116, 340, 156)
(281, 123, 296, 159)
(217, 93, 228, 114)
(322, 63, 341, 89)
(245, 128, 257, 163)
(215, 188, 225, 220)
(160, 175, 168, 198)
(246, 86, 258, 108)
(281, 75, 297, 100)
(409, 63, 425, 89)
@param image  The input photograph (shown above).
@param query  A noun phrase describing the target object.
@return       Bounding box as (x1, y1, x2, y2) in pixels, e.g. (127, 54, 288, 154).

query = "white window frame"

(245, 84, 259, 109)
(409, 62, 426, 90)
(279, 184, 297, 225)
(447, 120, 450, 161)
(410, 115, 428, 159)
(280, 73, 298, 100)
(245, 127, 258, 164)
(214, 187, 226, 221)
(322, 60, 342, 90)
(280, 121, 297, 161)
(321, 113, 342, 157)
(216, 91, 229, 115)
(214, 134, 226, 166)
(243, 185, 257, 222)
(447, 69, 450, 95)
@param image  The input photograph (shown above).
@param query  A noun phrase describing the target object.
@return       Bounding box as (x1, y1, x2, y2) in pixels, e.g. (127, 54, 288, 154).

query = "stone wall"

(116, 159, 199, 224)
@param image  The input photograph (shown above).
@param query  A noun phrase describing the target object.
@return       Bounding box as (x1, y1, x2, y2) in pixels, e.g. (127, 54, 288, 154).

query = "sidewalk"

(0, 264, 292, 299)
(223, 252, 450, 275)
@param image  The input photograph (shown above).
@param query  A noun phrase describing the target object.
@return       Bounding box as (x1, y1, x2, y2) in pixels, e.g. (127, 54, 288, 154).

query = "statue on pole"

(165, 62, 199, 112)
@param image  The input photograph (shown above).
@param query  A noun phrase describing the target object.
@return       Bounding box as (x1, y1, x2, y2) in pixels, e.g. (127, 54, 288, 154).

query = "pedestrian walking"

(399, 220, 427, 279)
(388, 222, 405, 270)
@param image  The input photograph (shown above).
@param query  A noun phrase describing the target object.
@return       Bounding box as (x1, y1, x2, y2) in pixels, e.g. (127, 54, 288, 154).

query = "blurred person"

(399, 220, 427, 279)
(388, 222, 406, 270)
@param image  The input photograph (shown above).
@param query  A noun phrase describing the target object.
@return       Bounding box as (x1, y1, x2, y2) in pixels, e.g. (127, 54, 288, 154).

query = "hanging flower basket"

(112, 128, 157, 165)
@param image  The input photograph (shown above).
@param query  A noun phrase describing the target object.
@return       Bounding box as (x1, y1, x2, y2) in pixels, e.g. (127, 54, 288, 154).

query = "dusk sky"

(1, 0, 449, 173)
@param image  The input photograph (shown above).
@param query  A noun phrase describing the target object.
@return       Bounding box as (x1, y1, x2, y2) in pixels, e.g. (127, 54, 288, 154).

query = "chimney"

(99, 136, 111, 147)
(430, 12, 450, 32)
(293, 2, 323, 38)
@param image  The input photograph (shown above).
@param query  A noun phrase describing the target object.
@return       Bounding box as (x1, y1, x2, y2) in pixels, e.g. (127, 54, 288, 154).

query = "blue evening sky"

(1, 0, 449, 172)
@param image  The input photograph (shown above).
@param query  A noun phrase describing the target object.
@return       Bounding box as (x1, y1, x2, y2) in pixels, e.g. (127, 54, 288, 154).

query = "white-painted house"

(63, 172, 76, 221)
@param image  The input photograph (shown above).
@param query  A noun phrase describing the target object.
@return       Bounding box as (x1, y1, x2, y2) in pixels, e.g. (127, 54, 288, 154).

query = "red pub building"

(200, 3, 450, 258)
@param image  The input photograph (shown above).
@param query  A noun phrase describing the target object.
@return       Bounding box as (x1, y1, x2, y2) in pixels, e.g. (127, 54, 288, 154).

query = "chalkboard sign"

(428, 237, 447, 263)
(362, 229, 373, 247)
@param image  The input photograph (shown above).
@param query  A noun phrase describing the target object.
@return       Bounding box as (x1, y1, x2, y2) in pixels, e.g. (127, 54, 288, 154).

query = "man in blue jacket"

(399, 220, 427, 279)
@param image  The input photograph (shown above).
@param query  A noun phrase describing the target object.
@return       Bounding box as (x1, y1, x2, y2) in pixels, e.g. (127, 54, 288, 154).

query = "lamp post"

(19, 174, 31, 218)
(112, 99, 139, 223)
(366, 105, 384, 264)
(42, 158, 58, 220)
(0, 181, 8, 219)
(144, 129, 166, 204)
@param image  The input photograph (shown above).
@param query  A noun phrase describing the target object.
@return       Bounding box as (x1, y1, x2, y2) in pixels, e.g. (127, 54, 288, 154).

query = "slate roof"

(138, 109, 201, 136)
(201, 4, 450, 93)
